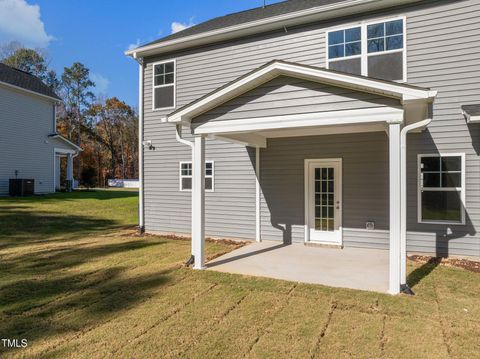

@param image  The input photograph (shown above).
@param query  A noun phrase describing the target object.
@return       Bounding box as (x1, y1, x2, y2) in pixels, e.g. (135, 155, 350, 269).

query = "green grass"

(0, 191, 479, 358)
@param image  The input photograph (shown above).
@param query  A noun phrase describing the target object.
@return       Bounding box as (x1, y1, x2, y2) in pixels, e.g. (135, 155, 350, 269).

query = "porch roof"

(166, 60, 437, 127)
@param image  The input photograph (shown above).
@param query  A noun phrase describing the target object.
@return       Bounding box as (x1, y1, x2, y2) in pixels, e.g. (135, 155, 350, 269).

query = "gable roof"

(0, 63, 60, 101)
(126, 0, 423, 58)
(165, 60, 437, 125)
(462, 104, 480, 123)
(145, 0, 344, 46)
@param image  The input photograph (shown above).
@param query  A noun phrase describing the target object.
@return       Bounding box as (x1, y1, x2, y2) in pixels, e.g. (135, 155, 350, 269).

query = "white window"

(418, 154, 465, 224)
(326, 17, 406, 82)
(179, 161, 214, 191)
(152, 59, 175, 110)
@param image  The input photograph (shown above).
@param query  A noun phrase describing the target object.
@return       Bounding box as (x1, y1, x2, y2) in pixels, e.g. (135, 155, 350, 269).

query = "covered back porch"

(166, 60, 436, 294)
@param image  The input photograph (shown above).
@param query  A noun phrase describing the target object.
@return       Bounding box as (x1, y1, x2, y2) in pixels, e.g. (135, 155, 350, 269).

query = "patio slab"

(207, 241, 389, 293)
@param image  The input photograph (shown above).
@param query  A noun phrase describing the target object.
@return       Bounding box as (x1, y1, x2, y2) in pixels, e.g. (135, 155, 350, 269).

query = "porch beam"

(192, 135, 206, 269)
(388, 122, 401, 295)
(212, 133, 267, 148)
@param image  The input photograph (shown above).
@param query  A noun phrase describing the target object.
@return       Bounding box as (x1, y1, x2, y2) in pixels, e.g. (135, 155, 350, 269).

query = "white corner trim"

(194, 107, 404, 135)
(167, 61, 435, 125)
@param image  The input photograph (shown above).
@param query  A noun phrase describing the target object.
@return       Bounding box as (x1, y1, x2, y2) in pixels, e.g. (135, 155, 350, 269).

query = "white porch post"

(255, 146, 261, 242)
(66, 153, 74, 191)
(192, 135, 206, 269)
(388, 122, 401, 295)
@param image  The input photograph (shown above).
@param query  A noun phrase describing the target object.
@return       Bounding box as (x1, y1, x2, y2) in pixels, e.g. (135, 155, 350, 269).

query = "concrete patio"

(207, 241, 390, 293)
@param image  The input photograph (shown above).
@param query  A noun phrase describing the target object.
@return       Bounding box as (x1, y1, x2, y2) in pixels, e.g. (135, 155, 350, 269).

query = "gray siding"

(0, 85, 56, 195)
(142, 0, 480, 257)
(259, 132, 389, 243)
(193, 76, 400, 128)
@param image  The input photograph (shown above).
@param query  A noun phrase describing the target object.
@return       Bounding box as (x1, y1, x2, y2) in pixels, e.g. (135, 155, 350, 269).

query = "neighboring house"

(126, 0, 480, 294)
(0, 63, 81, 195)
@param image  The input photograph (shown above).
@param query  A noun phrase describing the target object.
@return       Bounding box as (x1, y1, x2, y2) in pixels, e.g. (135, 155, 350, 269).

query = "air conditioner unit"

(9, 179, 35, 196)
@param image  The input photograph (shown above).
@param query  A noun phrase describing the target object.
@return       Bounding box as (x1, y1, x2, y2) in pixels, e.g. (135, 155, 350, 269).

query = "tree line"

(0, 42, 138, 188)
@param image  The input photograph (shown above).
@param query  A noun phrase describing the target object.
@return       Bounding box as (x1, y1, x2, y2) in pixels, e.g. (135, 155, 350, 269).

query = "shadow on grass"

(0, 190, 138, 203)
(0, 266, 175, 355)
(407, 258, 440, 289)
(0, 206, 130, 250)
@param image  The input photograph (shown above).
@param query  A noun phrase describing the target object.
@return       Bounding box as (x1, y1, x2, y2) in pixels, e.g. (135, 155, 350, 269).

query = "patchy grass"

(0, 191, 479, 358)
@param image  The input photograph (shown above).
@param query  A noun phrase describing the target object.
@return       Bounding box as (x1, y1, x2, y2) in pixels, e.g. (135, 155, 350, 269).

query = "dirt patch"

(408, 255, 480, 273)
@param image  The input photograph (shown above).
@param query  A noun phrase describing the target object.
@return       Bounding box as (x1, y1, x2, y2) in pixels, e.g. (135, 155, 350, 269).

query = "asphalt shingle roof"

(142, 0, 347, 47)
(462, 104, 480, 116)
(0, 62, 60, 100)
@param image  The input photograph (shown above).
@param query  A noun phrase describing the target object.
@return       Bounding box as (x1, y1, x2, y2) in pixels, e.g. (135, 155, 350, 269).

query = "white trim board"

(193, 107, 404, 135)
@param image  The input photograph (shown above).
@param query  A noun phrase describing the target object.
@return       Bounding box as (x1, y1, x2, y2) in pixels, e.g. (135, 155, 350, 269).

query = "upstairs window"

(328, 27, 361, 59)
(153, 60, 175, 110)
(326, 17, 406, 82)
(418, 154, 465, 224)
(180, 161, 214, 191)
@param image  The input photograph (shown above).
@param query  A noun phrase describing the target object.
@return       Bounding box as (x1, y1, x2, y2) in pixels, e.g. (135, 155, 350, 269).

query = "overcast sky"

(0, 0, 283, 106)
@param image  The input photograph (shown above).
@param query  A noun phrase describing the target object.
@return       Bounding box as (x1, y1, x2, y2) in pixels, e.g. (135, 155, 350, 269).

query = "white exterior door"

(305, 159, 343, 245)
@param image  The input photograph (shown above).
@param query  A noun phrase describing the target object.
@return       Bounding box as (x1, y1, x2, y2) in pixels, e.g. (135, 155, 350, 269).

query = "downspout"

(134, 53, 145, 233)
(400, 118, 432, 294)
(175, 124, 196, 266)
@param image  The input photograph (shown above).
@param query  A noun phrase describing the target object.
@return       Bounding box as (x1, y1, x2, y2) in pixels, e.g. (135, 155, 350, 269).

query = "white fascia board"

(50, 135, 83, 152)
(167, 61, 434, 125)
(463, 111, 480, 123)
(0, 81, 60, 103)
(193, 107, 404, 135)
(126, 0, 422, 58)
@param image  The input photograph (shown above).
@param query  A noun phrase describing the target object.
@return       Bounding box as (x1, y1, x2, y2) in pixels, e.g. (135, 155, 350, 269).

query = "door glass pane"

(315, 166, 335, 231)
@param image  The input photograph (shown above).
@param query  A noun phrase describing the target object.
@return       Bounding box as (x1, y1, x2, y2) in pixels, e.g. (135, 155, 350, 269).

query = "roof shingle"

(142, 0, 347, 48)
(0, 62, 60, 100)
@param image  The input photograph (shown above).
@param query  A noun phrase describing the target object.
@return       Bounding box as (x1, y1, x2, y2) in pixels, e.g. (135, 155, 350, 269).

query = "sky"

(0, 0, 283, 106)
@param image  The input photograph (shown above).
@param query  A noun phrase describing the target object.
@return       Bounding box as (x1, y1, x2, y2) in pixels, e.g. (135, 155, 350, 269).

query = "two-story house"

(0, 63, 81, 195)
(126, 0, 480, 294)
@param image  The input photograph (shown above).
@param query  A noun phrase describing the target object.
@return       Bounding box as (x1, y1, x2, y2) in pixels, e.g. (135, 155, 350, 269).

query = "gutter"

(175, 124, 196, 265)
(400, 118, 432, 294)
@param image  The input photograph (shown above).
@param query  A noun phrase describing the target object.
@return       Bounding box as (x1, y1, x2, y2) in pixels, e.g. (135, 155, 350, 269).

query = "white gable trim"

(166, 61, 436, 126)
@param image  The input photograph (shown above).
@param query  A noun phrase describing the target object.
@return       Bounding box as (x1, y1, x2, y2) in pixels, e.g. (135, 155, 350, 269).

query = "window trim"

(179, 160, 215, 192)
(417, 153, 466, 225)
(152, 59, 176, 111)
(325, 16, 407, 82)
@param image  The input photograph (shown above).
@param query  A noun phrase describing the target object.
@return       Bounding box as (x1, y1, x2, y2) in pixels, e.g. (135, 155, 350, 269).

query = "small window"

(153, 60, 175, 110)
(180, 161, 214, 191)
(328, 27, 361, 60)
(418, 154, 465, 224)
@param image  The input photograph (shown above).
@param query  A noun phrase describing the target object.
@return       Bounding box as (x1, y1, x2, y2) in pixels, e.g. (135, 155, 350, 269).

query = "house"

(0, 63, 81, 195)
(126, 0, 480, 294)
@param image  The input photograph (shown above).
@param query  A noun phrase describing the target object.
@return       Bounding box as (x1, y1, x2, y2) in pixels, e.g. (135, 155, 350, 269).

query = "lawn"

(0, 191, 479, 358)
